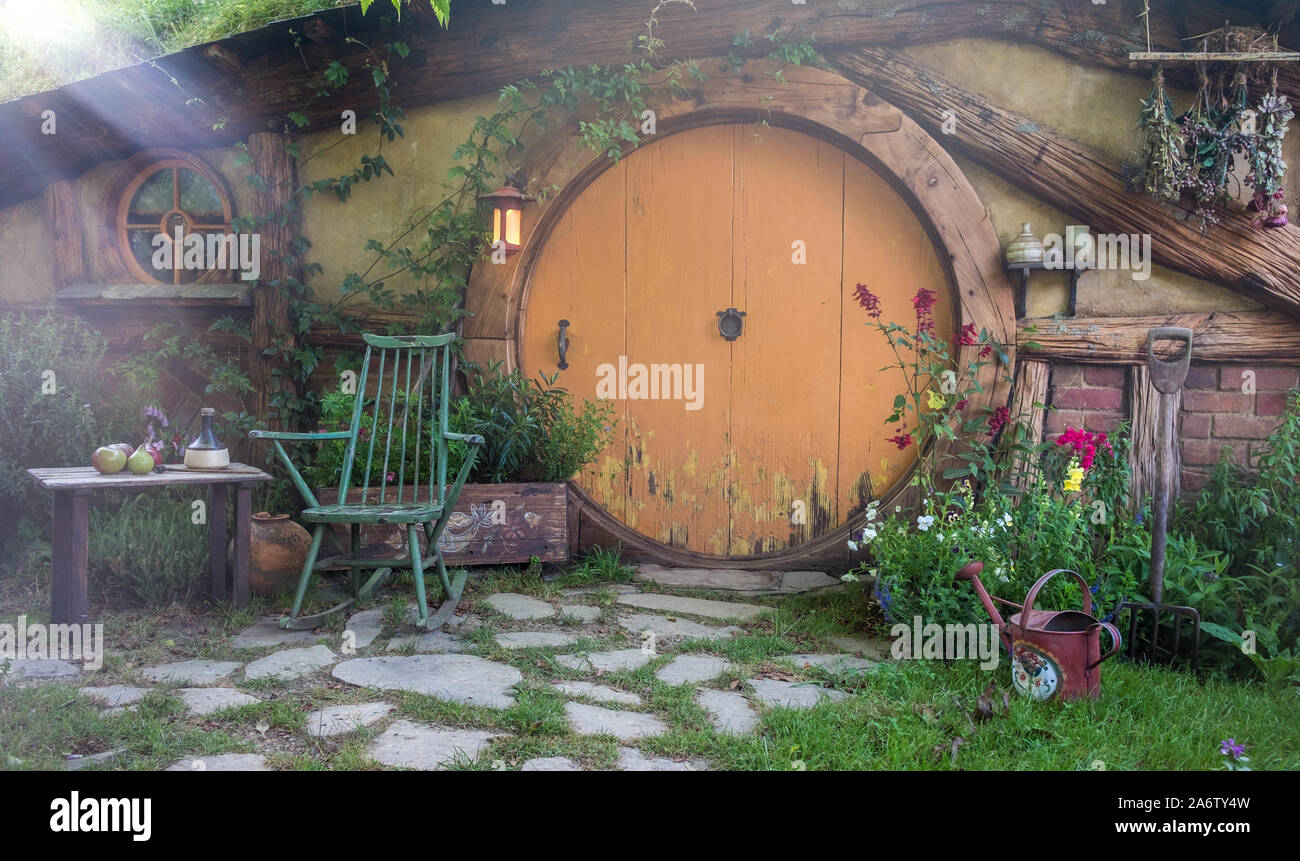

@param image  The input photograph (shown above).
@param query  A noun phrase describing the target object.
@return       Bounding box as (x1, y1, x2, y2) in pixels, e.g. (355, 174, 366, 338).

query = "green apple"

(127, 446, 155, 475)
(92, 446, 127, 475)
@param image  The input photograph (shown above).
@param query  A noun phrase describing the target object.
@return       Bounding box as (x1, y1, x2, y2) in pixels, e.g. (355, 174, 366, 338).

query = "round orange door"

(521, 124, 952, 556)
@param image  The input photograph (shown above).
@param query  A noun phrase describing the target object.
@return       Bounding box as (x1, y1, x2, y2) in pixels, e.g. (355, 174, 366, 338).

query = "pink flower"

(854, 283, 883, 319)
(912, 288, 938, 334)
(886, 427, 913, 450)
(953, 323, 979, 347)
(988, 406, 1010, 434)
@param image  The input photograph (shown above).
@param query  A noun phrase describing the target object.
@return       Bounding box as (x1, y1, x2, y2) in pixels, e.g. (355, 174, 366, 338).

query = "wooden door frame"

(464, 60, 1014, 570)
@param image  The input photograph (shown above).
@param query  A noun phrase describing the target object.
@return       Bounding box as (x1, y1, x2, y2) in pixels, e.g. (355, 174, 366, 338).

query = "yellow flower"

(1063, 464, 1085, 493)
(925, 389, 945, 410)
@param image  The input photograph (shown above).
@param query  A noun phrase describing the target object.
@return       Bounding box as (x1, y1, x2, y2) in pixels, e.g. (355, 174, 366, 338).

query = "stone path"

(634, 564, 841, 595)
(333, 654, 521, 708)
(4, 659, 81, 684)
(616, 593, 768, 620)
(37, 582, 889, 771)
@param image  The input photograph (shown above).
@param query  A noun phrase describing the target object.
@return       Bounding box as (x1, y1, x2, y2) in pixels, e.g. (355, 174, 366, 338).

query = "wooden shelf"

(1127, 51, 1299, 63)
(54, 283, 252, 307)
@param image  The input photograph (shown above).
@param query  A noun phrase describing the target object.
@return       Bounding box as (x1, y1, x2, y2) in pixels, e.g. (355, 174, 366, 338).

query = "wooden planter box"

(314, 482, 568, 567)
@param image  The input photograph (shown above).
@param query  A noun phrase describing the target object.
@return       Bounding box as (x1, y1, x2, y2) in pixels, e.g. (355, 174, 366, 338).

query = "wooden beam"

(826, 46, 1300, 318)
(1016, 310, 1300, 364)
(41, 180, 87, 288)
(1128, 51, 1300, 62)
(1008, 360, 1051, 486)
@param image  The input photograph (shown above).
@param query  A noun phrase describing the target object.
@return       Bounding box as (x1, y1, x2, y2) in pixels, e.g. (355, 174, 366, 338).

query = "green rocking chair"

(250, 333, 484, 631)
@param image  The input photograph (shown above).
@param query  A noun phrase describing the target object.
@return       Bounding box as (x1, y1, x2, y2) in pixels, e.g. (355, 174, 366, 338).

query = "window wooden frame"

(104, 148, 237, 286)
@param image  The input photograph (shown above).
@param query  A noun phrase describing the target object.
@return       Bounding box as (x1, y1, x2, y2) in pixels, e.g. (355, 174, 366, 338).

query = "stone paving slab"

(618, 612, 741, 641)
(306, 702, 394, 738)
(166, 753, 272, 771)
(654, 654, 731, 686)
(787, 653, 879, 673)
(634, 564, 780, 592)
(485, 593, 555, 620)
(616, 593, 767, 620)
(559, 605, 601, 623)
(560, 583, 639, 597)
(232, 618, 322, 649)
(3, 658, 83, 684)
(695, 689, 760, 734)
(367, 720, 497, 770)
(746, 678, 847, 709)
(778, 571, 844, 593)
(550, 681, 642, 706)
(345, 609, 385, 649)
(496, 631, 577, 650)
(179, 688, 260, 716)
(141, 659, 241, 685)
(66, 749, 125, 771)
(244, 645, 337, 681)
(386, 630, 464, 653)
(617, 748, 706, 771)
(334, 654, 521, 708)
(521, 756, 582, 771)
(555, 648, 654, 673)
(79, 685, 148, 709)
(827, 636, 894, 661)
(564, 702, 667, 741)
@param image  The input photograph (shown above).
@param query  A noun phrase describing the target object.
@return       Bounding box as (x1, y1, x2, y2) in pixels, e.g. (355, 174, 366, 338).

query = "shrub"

(88, 489, 209, 606)
(0, 311, 107, 539)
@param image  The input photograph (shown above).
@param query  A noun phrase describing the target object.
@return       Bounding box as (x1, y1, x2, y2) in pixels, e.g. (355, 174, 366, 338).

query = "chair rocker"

(250, 333, 484, 631)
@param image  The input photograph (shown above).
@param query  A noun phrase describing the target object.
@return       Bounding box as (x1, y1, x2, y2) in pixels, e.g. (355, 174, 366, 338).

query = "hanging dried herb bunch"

(1247, 65, 1293, 227)
(1136, 65, 1185, 203)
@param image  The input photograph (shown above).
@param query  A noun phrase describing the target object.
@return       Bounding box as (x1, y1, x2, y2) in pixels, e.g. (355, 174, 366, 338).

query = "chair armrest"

(249, 430, 352, 441)
(443, 432, 486, 445)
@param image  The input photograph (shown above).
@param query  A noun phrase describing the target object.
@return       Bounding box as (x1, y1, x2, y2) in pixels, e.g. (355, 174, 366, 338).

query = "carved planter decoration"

(314, 482, 568, 567)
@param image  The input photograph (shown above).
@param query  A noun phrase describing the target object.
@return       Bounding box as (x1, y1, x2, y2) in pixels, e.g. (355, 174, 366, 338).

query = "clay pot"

(1005, 222, 1044, 264)
(230, 512, 312, 596)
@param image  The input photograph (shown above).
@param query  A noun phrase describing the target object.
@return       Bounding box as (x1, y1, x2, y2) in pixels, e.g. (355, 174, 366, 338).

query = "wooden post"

(1008, 360, 1051, 486)
(208, 483, 229, 601)
(42, 180, 87, 288)
(247, 132, 301, 452)
(50, 489, 91, 624)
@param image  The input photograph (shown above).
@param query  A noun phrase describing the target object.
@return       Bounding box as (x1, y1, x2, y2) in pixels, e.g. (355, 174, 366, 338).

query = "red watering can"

(956, 562, 1122, 702)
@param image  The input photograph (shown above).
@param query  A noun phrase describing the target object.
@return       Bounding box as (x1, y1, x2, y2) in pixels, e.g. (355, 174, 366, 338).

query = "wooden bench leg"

(232, 482, 252, 608)
(50, 489, 90, 624)
(208, 484, 229, 602)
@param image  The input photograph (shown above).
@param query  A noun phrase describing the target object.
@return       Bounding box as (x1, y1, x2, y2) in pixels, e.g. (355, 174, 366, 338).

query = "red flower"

(953, 323, 979, 347)
(886, 427, 913, 450)
(1055, 426, 1113, 472)
(979, 345, 993, 358)
(955, 399, 968, 411)
(988, 406, 1010, 434)
(913, 288, 938, 334)
(854, 283, 883, 319)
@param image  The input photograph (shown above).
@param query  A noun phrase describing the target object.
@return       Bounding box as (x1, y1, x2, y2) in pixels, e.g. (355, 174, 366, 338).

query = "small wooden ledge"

(54, 283, 253, 307)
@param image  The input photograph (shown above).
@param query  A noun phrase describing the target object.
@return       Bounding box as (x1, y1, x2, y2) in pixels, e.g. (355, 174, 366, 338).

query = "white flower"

(841, 572, 860, 582)
(847, 540, 858, 551)
(1001, 512, 1013, 528)
(937, 532, 946, 542)
(895, 506, 902, 513)
(916, 515, 935, 532)
(865, 505, 878, 523)
(863, 527, 878, 542)
(995, 566, 1009, 583)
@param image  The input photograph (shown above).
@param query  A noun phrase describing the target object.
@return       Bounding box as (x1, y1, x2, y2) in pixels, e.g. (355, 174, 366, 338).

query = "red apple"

(92, 446, 127, 475)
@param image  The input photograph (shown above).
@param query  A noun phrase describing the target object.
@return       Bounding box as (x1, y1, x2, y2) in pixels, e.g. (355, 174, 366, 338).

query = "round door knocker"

(716, 308, 746, 341)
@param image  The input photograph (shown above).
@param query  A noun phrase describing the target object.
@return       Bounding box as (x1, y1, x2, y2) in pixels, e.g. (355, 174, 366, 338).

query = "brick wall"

(1043, 362, 1298, 494)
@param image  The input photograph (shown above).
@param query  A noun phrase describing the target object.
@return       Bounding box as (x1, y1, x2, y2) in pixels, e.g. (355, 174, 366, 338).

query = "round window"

(110, 150, 237, 285)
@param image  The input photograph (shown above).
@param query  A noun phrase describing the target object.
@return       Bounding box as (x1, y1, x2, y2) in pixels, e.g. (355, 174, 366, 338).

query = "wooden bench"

(27, 464, 272, 623)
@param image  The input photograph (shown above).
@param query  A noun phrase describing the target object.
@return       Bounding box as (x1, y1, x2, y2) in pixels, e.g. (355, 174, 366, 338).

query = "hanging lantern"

(479, 177, 528, 256)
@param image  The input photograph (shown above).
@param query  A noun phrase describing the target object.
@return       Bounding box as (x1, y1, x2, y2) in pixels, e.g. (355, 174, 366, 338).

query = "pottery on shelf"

(184, 407, 230, 469)
(230, 513, 313, 596)
(1005, 222, 1044, 265)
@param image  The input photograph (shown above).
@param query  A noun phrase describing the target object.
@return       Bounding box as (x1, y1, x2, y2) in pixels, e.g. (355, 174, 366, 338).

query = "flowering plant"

(141, 404, 186, 464)
(853, 284, 1013, 492)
